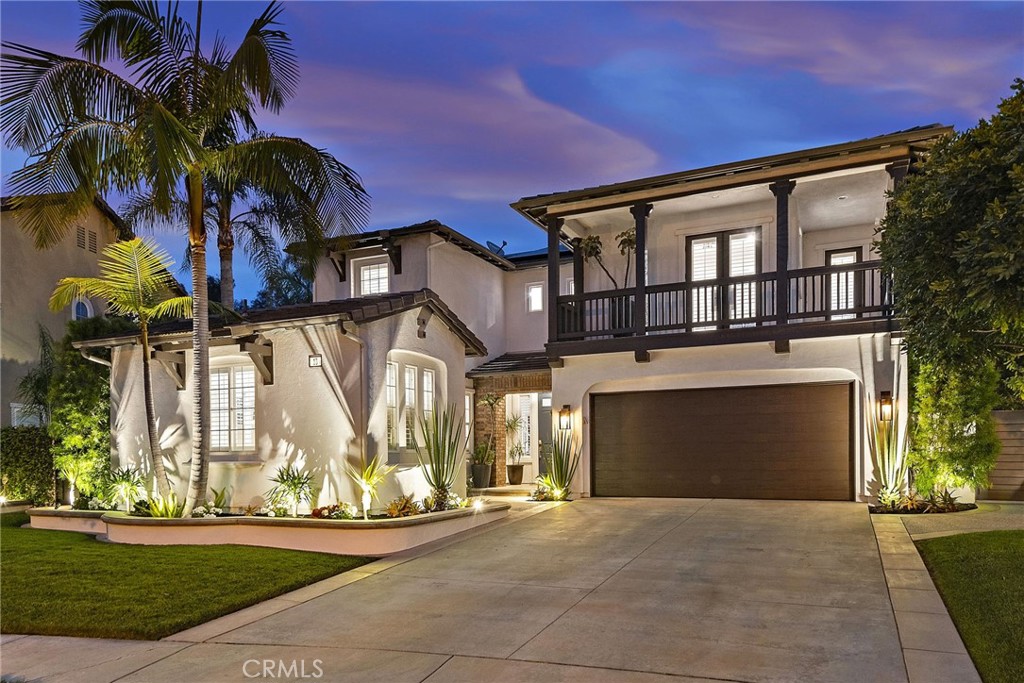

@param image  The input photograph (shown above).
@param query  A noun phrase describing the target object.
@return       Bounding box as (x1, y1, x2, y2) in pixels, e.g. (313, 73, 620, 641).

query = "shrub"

(0, 426, 54, 504)
(385, 495, 421, 518)
(49, 317, 135, 498)
(910, 359, 1001, 492)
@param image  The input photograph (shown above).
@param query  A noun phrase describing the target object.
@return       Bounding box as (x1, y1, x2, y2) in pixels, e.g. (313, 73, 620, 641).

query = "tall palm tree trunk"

(217, 201, 234, 309)
(184, 171, 211, 514)
(140, 323, 171, 497)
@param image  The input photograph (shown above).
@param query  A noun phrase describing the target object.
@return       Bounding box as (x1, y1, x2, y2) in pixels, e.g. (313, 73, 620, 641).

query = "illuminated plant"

(266, 465, 313, 517)
(346, 454, 395, 520)
(417, 403, 469, 511)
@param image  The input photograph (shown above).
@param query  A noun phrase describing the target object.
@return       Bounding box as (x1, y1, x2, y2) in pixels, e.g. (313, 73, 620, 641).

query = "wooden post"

(769, 180, 796, 327)
(631, 203, 652, 336)
(547, 215, 563, 344)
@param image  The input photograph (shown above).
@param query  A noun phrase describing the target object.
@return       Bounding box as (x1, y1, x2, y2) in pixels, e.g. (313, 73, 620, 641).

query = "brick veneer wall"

(471, 371, 552, 486)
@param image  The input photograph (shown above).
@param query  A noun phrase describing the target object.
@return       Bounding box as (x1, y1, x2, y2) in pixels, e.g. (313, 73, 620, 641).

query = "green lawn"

(0, 512, 372, 640)
(916, 530, 1024, 683)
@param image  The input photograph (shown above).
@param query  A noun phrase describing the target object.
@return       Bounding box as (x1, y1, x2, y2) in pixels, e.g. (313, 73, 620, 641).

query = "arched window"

(72, 298, 93, 320)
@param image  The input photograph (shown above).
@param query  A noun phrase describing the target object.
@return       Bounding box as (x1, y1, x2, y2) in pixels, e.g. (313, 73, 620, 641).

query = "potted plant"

(505, 413, 526, 485)
(473, 393, 502, 488)
(470, 444, 494, 489)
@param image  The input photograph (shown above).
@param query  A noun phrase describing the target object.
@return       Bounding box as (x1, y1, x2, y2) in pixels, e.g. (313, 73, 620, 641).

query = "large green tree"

(2, 1, 369, 513)
(879, 80, 1024, 399)
(50, 238, 192, 497)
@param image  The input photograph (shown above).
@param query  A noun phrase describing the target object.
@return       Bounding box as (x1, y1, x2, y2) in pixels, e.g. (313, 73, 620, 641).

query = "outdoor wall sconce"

(558, 405, 571, 431)
(879, 391, 893, 422)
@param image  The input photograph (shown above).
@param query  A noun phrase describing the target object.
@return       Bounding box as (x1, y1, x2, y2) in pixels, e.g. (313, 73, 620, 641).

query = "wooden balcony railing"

(555, 260, 891, 341)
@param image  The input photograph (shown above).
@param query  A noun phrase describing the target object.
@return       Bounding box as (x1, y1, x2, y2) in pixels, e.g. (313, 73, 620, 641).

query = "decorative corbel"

(381, 231, 402, 274)
(327, 249, 346, 282)
(416, 306, 433, 339)
(152, 349, 186, 390)
(240, 335, 274, 385)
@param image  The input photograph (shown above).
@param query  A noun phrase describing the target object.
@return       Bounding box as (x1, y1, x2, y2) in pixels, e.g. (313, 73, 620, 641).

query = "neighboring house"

(0, 196, 131, 427)
(78, 290, 486, 508)
(86, 124, 958, 508)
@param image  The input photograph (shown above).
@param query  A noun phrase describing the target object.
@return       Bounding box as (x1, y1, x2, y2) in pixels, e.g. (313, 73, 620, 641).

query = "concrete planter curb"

(28, 508, 108, 534)
(99, 503, 510, 556)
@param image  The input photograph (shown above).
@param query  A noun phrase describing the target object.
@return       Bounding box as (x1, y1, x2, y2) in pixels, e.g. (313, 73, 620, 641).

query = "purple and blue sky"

(2, 1, 1021, 298)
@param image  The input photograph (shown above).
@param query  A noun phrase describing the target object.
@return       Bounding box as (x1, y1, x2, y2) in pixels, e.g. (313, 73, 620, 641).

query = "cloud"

(647, 2, 1022, 119)
(268, 62, 660, 204)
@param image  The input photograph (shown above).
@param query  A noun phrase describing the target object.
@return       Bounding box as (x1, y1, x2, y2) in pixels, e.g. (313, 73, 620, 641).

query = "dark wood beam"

(886, 159, 910, 188)
(328, 249, 346, 282)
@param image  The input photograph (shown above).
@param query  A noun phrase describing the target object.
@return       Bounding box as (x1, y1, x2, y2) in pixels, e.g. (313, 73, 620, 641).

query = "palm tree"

(2, 1, 369, 513)
(50, 238, 192, 498)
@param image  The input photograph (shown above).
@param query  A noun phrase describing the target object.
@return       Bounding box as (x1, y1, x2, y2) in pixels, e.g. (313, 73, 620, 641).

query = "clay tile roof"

(467, 351, 551, 376)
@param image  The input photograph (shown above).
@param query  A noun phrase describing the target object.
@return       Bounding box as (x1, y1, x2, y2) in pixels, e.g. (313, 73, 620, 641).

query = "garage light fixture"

(558, 405, 571, 431)
(879, 391, 893, 422)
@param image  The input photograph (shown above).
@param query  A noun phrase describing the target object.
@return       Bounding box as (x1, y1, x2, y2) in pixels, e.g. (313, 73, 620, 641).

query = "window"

(422, 369, 435, 420)
(827, 247, 862, 320)
(687, 228, 761, 329)
(565, 278, 575, 295)
(387, 356, 444, 453)
(76, 226, 86, 249)
(10, 403, 42, 427)
(386, 362, 398, 448)
(404, 366, 417, 446)
(72, 297, 93, 321)
(359, 262, 389, 296)
(526, 283, 544, 312)
(210, 365, 256, 452)
(464, 391, 474, 448)
(88, 230, 98, 253)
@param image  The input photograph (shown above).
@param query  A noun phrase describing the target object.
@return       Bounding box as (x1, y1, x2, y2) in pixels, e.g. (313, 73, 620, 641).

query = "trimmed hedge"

(0, 426, 55, 504)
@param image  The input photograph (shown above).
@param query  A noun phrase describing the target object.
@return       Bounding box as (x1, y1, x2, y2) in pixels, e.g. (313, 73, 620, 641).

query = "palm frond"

(1, 42, 142, 153)
(150, 295, 193, 320)
(49, 276, 116, 312)
(219, 2, 298, 114)
(76, 1, 193, 107)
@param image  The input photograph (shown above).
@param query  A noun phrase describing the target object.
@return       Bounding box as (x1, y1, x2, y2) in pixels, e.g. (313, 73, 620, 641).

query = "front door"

(538, 393, 552, 476)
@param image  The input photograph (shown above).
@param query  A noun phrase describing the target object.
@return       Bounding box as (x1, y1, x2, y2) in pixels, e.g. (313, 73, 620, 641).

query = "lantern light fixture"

(558, 405, 571, 431)
(879, 391, 893, 422)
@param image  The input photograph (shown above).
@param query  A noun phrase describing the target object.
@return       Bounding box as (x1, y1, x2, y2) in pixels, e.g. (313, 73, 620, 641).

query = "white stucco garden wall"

(551, 332, 907, 502)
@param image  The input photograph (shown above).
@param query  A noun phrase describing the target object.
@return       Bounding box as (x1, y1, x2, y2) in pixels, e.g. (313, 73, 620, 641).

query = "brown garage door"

(591, 383, 853, 500)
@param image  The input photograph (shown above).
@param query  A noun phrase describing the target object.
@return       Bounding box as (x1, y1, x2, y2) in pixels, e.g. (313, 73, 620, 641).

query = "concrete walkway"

(3, 498, 985, 682)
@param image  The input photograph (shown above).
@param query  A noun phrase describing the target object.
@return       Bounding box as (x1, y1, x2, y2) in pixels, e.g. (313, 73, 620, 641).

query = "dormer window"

(354, 256, 390, 296)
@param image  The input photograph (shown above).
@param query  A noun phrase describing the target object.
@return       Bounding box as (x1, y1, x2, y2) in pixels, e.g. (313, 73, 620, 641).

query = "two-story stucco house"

(0, 196, 131, 426)
(83, 125, 953, 509)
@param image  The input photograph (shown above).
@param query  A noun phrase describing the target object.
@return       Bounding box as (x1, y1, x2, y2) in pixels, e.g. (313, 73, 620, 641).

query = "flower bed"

(99, 502, 510, 556)
(28, 508, 108, 534)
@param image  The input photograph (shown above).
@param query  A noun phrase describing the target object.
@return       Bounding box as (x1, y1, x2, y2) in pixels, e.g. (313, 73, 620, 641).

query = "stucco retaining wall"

(100, 503, 510, 556)
(28, 508, 107, 534)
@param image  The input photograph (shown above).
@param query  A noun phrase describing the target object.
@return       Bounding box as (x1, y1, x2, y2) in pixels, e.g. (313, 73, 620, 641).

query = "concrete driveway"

(4, 499, 915, 682)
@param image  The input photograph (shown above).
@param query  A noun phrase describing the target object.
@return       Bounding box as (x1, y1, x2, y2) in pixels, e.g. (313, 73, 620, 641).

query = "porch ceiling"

(562, 165, 890, 238)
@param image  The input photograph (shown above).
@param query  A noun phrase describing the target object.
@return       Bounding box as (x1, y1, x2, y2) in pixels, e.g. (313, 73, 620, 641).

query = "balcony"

(551, 260, 894, 354)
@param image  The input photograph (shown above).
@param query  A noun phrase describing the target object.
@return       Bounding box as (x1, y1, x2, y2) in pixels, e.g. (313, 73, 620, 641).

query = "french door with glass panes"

(826, 247, 862, 320)
(687, 227, 761, 330)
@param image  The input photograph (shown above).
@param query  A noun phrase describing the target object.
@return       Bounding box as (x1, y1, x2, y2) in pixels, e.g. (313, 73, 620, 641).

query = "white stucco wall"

(109, 308, 469, 510)
(502, 262, 573, 353)
(424, 235, 506, 370)
(551, 332, 907, 502)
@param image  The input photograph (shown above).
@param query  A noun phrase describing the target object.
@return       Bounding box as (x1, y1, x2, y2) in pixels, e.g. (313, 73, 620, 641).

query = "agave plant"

(148, 492, 184, 518)
(868, 363, 910, 510)
(107, 467, 144, 512)
(265, 465, 313, 517)
(417, 403, 469, 511)
(541, 431, 581, 501)
(346, 454, 395, 520)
